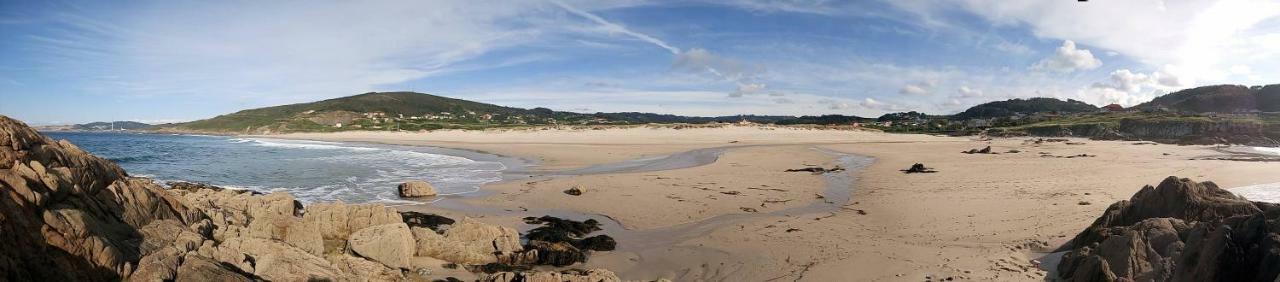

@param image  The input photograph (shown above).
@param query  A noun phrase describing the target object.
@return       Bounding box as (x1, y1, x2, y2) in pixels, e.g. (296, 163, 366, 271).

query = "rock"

(519, 216, 613, 263)
(448, 217, 523, 253)
(175, 255, 256, 282)
(902, 163, 937, 173)
(0, 115, 204, 281)
(401, 211, 455, 231)
(483, 268, 621, 282)
(564, 185, 584, 196)
(412, 227, 498, 264)
(303, 202, 402, 252)
(962, 146, 993, 154)
(398, 181, 438, 198)
(527, 241, 586, 266)
(411, 217, 523, 265)
(348, 223, 415, 269)
(326, 254, 405, 281)
(212, 237, 344, 281)
(785, 166, 845, 174)
(577, 235, 617, 251)
(1057, 177, 1280, 281)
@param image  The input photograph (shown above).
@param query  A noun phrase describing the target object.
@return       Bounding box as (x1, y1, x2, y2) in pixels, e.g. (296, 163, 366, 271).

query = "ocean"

(45, 132, 507, 204)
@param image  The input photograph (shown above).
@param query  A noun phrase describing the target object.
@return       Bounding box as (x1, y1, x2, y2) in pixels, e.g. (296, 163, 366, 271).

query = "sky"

(1, 0, 1278, 125)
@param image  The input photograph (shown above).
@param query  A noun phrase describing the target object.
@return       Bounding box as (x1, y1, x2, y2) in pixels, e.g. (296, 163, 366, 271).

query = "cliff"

(1015, 117, 1279, 146)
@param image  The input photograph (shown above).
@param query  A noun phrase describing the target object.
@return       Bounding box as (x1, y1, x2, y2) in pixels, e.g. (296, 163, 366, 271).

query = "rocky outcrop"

(1018, 119, 1279, 146)
(0, 116, 203, 281)
(1057, 176, 1280, 281)
(399, 180, 438, 198)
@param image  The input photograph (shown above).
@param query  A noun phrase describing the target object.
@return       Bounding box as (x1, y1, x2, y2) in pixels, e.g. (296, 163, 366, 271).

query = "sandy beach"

(274, 125, 1280, 281)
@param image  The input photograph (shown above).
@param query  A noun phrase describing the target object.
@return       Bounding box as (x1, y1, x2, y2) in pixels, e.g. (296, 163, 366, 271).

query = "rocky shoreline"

(0, 116, 645, 281)
(1055, 177, 1280, 281)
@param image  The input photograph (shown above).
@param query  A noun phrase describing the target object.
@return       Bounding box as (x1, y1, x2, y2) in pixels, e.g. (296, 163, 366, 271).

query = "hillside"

(954, 98, 1098, 119)
(1133, 84, 1280, 113)
(159, 91, 872, 134)
(75, 121, 153, 130)
(161, 92, 603, 133)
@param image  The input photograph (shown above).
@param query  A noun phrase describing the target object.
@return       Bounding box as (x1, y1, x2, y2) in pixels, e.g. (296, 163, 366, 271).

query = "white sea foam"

(1253, 147, 1280, 156)
(1231, 183, 1280, 203)
(245, 138, 380, 151)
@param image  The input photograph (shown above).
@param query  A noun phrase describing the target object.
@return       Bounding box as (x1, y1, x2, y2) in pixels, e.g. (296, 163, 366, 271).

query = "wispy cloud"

(552, 0, 681, 54)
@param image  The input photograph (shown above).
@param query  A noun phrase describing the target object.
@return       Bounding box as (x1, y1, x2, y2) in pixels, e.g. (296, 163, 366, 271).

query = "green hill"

(75, 121, 153, 131)
(1133, 84, 1280, 113)
(954, 98, 1098, 119)
(161, 92, 597, 133)
(159, 91, 872, 134)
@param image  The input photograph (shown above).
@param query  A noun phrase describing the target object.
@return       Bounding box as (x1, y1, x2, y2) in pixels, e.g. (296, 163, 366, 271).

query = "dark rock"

(522, 216, 601, 237)
(474, 263, 532, 274)
(577, 235, 616, 251)
(167, 181, 263, 195)
(518, 216, 613, 266)
(400, 211, 455, 231)
(563, 185, 583, 196)
(527, 241, 586, 267)
(962, 146, 993, 154)
(1056, 176, 1280, 281)
(785, 166, 845, 174)
(901, 163, 937, 173)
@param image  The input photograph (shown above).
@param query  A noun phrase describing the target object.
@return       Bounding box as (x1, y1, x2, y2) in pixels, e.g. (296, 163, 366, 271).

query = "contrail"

(551, 0, 681, 55)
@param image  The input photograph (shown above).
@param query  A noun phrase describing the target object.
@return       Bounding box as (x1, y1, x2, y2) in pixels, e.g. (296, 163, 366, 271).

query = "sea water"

(45, 132, 505, 204)
(1227, 146, 1280, 203)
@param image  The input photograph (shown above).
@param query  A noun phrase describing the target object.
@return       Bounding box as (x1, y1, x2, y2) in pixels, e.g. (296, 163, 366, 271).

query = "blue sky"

(2, 0, 1278, 124)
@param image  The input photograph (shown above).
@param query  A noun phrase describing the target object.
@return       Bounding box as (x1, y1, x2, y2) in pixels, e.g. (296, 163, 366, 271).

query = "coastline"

(266, 127, 1280, 280)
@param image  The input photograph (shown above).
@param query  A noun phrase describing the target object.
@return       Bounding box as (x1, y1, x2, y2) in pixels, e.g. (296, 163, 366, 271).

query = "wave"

(244, 138, 380, 151)
(1231, 183, 1280, 203)
(1253, 147, 1280, 156)
(109, 155, 161, 163)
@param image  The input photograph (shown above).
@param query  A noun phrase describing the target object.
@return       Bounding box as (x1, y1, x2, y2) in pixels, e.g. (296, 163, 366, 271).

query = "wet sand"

(275, 126, 1280, 281)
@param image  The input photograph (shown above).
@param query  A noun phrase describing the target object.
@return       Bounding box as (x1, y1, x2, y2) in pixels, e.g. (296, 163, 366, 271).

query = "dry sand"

(274, 125, 1280, 281)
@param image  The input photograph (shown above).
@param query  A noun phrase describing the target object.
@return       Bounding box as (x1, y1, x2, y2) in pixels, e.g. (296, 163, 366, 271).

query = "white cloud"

(859, 97, 901, 111)
(552, 0, 681, 54)
(888, 0, 1280, 88)
(1031, 40, 1102, 73)
(955, 86, 983, 98)
(1091, 69, 1150, 92)
(729, 82, 767, 97)
(818, 98, 850, 110)
(993, 41, 1032, 55)
(899, 84, 929, 96)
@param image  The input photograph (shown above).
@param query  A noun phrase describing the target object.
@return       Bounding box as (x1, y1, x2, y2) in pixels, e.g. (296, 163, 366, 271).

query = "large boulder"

(446, 217, 524, 254)
(411, 227, 497, 264)
(348, 223, 415, 269)
(1057, 177, 1280, 281)
(398, 181, 438, 198)
(303, 202, 402, 252)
